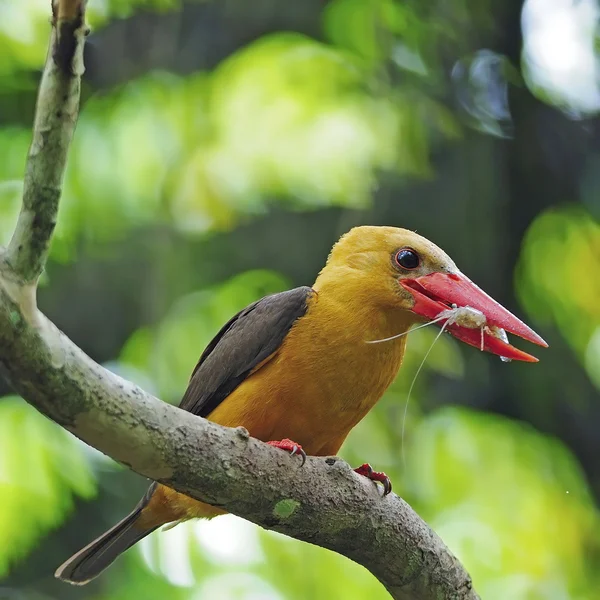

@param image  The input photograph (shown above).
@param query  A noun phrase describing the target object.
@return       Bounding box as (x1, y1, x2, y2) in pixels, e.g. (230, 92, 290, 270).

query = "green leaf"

(517, 206, 600, 357)
(0, 397, 96, 576)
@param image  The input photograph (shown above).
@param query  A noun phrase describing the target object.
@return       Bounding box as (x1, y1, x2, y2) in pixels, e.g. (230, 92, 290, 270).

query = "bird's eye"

(395, 248, 420, 270)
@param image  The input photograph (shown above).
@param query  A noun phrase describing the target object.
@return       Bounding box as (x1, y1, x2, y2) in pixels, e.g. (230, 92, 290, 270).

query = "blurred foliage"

(120, 270, 289, 401)
(0, 0, 185, 74)
(0, 398, 95, 578)
(407, 408, 600, 600)
(1, 0, 600, 599)
(1, 31, 456, 260)
(517, 206, 600, 360)
(0, 129, 29, 246)
(98, 0, 186, 21)
(259, 530, 389, 600)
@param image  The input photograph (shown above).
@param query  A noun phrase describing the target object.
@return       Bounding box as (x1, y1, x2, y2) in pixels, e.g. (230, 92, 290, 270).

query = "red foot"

(267, 438, 307, 466)
(354, 463, 392, 496)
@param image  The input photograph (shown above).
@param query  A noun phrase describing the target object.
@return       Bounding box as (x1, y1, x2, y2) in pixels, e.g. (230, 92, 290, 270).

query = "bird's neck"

(312, 265, 416, 341)
(299, 265, 414, 424)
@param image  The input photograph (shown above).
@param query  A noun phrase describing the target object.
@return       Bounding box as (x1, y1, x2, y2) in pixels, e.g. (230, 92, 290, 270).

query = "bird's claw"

(354, 463, 392, 496)
(267, 438, 307, 466)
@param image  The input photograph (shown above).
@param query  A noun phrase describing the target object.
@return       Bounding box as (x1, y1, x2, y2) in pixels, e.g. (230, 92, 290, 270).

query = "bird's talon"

(293, 447, 308, 466)
(354, 463, 392, 496)
(267, 439, 306, 466)
(383, 477, 392, 496)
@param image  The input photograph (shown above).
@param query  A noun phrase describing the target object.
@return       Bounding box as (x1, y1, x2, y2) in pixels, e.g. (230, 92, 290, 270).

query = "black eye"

(395, 248, 420, 270)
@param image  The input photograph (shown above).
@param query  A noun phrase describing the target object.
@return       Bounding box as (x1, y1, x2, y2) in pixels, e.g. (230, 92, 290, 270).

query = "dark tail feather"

(55, 487, 159, 585)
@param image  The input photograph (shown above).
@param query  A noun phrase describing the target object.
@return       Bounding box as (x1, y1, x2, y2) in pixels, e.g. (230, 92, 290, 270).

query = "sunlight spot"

(522, 0, 600, 114)
(159, 524, 196, 587)
(193, 572, 283, 600)
(192, 514, 264, 565)
(139, 524, 195, 587)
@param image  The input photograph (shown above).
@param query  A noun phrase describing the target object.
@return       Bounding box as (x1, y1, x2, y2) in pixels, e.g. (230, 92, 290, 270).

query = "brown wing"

(178, 286, 314, 417)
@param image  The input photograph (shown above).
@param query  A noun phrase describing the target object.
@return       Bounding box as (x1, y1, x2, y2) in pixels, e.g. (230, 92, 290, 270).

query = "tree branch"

(0, 285, 478, 600)
(0, 3, 479, 599)
(5, 0, 87, 283)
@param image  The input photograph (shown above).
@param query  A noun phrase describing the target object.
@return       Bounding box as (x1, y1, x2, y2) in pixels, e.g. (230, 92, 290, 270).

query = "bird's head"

(316, 226, 548, 362)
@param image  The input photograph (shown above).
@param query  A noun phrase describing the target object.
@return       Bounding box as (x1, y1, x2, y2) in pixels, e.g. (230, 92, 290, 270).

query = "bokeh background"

(1, 0, 599, 598)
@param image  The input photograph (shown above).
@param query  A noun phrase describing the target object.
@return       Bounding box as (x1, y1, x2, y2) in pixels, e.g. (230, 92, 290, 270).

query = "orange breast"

(140, 290, 411, 527)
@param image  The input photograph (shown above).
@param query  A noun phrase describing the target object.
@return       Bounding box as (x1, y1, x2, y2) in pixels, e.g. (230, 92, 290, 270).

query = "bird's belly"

(207, 342, 403, 456)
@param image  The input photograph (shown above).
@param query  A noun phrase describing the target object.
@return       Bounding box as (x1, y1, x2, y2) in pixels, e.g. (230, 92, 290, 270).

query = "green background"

(1, 0, 599, 599)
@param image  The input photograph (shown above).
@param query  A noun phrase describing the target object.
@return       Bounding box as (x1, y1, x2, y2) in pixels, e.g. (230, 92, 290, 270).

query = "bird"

(55, 225, 547, 584)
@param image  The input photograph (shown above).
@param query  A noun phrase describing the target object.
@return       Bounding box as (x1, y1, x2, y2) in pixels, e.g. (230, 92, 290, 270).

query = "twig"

(5, 0, 88, 283)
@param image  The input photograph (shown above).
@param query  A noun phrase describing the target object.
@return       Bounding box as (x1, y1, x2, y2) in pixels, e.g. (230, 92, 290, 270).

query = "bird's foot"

(354, 463, 392, 496)
(267, 438, 307, 466)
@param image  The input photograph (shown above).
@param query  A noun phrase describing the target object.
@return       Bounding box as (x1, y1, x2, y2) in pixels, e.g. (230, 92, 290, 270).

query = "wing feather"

(178, 286, 313, 417)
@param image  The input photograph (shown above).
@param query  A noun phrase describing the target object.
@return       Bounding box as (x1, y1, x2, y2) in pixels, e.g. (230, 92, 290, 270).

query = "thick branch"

(0, 284, 477, 600)
(0, 2, 479, 599)
(5, 0, 87, 283)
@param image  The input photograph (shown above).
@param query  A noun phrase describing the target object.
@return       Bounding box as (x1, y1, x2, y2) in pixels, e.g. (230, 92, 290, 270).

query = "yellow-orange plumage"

(56, 226, 546, 585)
(140, 227, 420, 526)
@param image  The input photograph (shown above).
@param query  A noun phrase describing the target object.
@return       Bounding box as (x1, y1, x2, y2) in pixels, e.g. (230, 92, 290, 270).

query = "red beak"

(400, 272, 548, 363)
